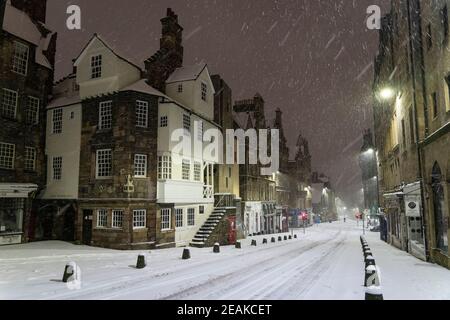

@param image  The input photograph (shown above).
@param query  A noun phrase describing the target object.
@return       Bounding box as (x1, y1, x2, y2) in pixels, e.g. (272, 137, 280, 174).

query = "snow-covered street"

(1, 221, 450, 300)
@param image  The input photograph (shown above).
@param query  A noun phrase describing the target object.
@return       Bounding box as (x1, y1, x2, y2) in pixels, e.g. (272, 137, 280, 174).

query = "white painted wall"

(74, 37, 141, 99)
(43, 103, 82, 199)
(174, 203, 214, 247)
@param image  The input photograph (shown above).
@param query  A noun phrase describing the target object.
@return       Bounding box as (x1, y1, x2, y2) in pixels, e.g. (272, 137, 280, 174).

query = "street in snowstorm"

(1, 220, 450, 300)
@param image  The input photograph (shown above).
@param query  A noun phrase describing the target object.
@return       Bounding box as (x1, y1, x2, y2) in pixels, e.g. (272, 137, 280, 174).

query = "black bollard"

(263, 238, 268, 244)
(365, 255, 376, 269)
(213, 243, 220, 253)
(294, 234, 298, 239)
(271, 237, 276, 243)
(289, 235, 292, 240)
(136, 254, 147, 269)
(235, 241, 242, 249)
(284, 236, 288, 241)
(278, 236, 282, 242)
(251, 239, 257, 246)
(62, 262, 78, 283)
(182, 248, 191, 260)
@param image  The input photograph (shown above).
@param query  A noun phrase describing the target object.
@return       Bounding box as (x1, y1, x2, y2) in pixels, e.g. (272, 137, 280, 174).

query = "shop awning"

(0, 183, 38, 198)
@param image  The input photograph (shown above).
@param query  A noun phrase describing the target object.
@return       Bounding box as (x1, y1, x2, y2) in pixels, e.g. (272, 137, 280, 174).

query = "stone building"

(374, 0, 450, 267)
(420, 0, 449, 268)
(373, 0, 427, 260)
(359, 129, 379, 216)
(0, 0, 56, 245)
(233, 94, 278, 236)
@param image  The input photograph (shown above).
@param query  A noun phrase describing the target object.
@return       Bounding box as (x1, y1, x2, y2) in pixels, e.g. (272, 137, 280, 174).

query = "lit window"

(134, 154, 147, 178)
(175, 208, 183, 228)
(136, 100, 148, 128)
(194, 161, 201, 181)
(97, 209, 108, 228)
(0, 143, 15, 169)
(178, 84, 183, 93)
(52, 108, 63, 134)
(26, 96, 39, 124)
(183, 114, 190, 131)
(25, 147, 36, 171)
(161, 208, 171, 230)
(96, 149, 112, 178)
(187, 208, 195, 226)
(12, 41, 29, 75)
(91, 55, 102, 79)
(1, 89, 18, 119)
(160, 116, 168, 127)
(99, 101, 112, 130)
(112, 210, 124, 228)
(158, 155, 172, 179)
(182, 159, 191, 180)
(201, 82, 207, 101)
(133, 210, 146, 229)
(52, 156, 62, 180)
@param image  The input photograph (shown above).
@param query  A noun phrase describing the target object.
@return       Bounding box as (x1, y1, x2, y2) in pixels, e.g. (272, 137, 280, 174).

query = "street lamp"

(379, 87, 395, 101)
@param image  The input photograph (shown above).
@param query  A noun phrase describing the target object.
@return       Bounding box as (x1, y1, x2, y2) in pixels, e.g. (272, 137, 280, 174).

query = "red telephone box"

(227, 215, 237, 244)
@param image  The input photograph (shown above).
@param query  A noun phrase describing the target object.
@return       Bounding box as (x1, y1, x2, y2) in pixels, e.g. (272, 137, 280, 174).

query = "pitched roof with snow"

(166, 62, 207, 83)
(73, 34, 144, 71)
(120, 79, 169, 99)
(2, 1, 53, 69)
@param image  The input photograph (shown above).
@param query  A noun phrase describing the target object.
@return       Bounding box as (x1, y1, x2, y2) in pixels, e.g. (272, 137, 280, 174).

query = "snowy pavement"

(1, 221, 450, 300)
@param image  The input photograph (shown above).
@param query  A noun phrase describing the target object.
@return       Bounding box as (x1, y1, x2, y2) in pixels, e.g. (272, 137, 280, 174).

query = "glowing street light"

(379, 87, 395, 100)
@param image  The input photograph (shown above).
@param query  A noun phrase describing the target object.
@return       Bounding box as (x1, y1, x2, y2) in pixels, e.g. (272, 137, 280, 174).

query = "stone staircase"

(190, 209, 226, 248)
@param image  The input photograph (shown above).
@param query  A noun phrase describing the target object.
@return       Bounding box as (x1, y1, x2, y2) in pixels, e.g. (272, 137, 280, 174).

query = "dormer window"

(178, 84, 183, 93)
(201, 82, 207, 101)
(12, 41, 29, 76)
(91, 54, 102, 79)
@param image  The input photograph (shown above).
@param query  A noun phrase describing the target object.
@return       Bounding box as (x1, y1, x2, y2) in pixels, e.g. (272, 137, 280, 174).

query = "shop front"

(0, 183, 38, 245)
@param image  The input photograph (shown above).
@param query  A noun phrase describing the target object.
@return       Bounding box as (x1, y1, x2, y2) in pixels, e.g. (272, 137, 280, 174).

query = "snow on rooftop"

(2, 2, 53, 69)
(166, 62, 207, 83)
(120, 79, 169, 99)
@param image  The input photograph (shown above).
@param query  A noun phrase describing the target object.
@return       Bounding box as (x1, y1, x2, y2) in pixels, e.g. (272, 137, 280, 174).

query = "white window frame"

(187, 208, 195, 226)
(1, 88, 18, 119)
(158, 155, 172, 180)
(25, 147, 36, 171)
(0, 142, 15, 169)
(133, 209, 146, 229)
(201, 82, 207, 101)
(175, 208, 184, 228)
(134, 154, 147, 178)
(183, 114, 191, 132)
(97, 209, 108, 228)
(197, 121, 203, 141)
(161, 208, 171, 231)
(160, 116, 168, 128)
(182, 159, 191, 180)
(52, 108, 63, 134)
(91, 54, 102, 79)
(112, 210, 124, 229)
(96, 149, 112, 179)
(52, 156, 62, 180)
(99, 101, 112, 130)
(26, 96, 40, 125)
(12, 41, 29, 76)
(136, 100, 148, 128)
(194, 161, 201, 182)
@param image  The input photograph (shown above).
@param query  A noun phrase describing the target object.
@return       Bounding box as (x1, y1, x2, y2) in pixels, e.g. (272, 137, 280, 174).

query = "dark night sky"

(47, 0, 391, 207)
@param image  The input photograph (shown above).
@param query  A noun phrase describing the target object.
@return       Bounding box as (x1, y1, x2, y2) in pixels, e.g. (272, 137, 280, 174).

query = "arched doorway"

(432, 162, 448, 252)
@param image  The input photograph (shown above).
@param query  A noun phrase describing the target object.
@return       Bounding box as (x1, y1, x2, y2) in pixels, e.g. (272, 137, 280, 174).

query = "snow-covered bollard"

(294, 234, 298, 239)
(263, 238, 268, 244)
(365, 255, 376, 269)
(271, 237, 276, 243)
(289, 235, 292, 240)
(251, 239, 257, 246)
(284, 236, 288, 241)
(136, 253, 147, 269)
(62, 262, 81, 289)
(365, 285, 384, 300)
(363, 249, 372, 260)
(235, 241, 242, 249)
(365, 266, 383, 300)
(278, 236, 282, 242)
(182, 248, 191, 260)
(213, 243, 220, 253)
